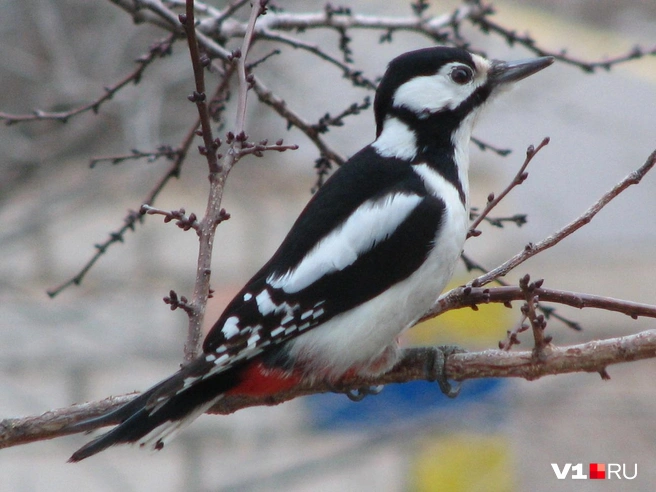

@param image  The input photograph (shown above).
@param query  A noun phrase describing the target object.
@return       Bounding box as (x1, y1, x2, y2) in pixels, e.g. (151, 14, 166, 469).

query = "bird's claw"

(425, 345, 466, 398)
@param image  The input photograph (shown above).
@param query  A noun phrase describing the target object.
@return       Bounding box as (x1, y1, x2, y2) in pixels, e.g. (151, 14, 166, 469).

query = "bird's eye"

(450, 66, 473, 85)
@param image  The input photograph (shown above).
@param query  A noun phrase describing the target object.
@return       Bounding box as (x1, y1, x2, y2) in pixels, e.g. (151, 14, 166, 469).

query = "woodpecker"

(69, 47, 553, 461)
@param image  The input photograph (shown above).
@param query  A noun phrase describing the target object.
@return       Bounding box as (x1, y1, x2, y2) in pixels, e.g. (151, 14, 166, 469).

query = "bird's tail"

(68, 357, 239, 462)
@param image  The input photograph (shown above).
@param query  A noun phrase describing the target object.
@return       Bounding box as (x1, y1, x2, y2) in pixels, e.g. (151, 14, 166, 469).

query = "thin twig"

(311, 97, 372, 134)
(46, 118, 199, 298)
(468, 137, 549, 238)
(469, 10, 656, 73)
(0, 36, 175, 125)
(233, 2, 265, 135)
(89, 146, 181, 168)
(140, 205, 201, 234)
(251, 76, 346, 166)
(470, 149, 656, 288)
(256, 28, 376, 89)
(498, 316, 529, 351)
(518, 275, 551, 355)
(459, 252, 581, 330)
(181, 1, 221, 174)
(471, 136, 512, 156)
(429, 285, 656, 322)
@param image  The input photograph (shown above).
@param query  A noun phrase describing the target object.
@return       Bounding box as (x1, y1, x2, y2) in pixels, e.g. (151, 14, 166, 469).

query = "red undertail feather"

(226, 362, 302, 397)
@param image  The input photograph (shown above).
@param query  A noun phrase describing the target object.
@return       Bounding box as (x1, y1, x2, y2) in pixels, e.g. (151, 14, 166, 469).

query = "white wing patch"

(267, 193, 423, 293)
(255, 289, 276, 315)
(221, 316, 240, 339)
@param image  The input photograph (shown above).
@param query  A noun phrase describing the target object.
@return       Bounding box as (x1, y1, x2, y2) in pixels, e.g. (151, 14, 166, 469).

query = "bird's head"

(373, 47, 553, 159)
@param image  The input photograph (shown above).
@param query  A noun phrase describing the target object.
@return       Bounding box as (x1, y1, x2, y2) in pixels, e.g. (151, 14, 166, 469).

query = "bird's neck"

(372, 114, 473, 209)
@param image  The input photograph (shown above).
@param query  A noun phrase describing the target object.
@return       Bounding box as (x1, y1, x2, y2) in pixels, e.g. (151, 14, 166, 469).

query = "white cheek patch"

(392, 60, 489, 115)
(268, 193, 422, 293)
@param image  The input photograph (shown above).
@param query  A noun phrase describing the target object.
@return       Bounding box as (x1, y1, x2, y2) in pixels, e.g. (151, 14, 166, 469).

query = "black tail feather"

(68, 407, 154, 462)
(67, 387, 159, 435)
(69, 358, 240, 462)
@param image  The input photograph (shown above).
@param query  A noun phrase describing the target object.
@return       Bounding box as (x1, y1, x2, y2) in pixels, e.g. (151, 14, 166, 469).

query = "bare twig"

(163, 290, 195, 315)
(470, 149, 656, 288)
(140, 205, 201, 234)
(46, 209, 143, 298)
(181, 1, 221, 174)
(181, 0, 269, 362)
(239, 139, 299, 158)
(479, 213, 527, 229)
(311, 97, 372, 134)
(430, 285, 656, 322)
(469, 9, 656, 73)
(233, 2, 266, 133)
(251, 76, 346, 166)
(498, 317, 529, 351)
(256, 28, 376, 89)
(89, 146, 181, 168)
(468, 137, 549, 238)
(518, 275, 551, 355)
(459, 252, 581, 330)
(0, 36, 175, 125)
(46, 119, 199, 298)
(471, 136, 512, 156)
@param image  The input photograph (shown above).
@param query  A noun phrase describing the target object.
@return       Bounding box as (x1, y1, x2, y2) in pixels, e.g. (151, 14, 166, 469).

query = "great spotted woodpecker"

(69, 47, 553, 461)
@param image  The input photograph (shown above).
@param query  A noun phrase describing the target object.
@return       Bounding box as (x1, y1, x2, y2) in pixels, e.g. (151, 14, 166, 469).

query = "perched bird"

(70, 47, 553, 461)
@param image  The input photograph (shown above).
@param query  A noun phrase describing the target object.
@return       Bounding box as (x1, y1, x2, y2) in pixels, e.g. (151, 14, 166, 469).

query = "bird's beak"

(489, 56, 554, 86)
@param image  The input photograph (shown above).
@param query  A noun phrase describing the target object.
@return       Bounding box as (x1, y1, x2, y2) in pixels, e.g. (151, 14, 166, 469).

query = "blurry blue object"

(305, 378, 503, 430)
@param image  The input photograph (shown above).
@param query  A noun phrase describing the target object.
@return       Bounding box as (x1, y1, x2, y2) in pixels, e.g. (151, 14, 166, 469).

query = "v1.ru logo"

(589, 463, 605, 479)
(551, 463, 637, 480)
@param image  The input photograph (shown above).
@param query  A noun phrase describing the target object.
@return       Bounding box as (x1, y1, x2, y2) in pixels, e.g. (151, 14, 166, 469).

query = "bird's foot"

(425, 345, 466, 398)
(344, 384, 384, 402)
(326, 382, 385, 402)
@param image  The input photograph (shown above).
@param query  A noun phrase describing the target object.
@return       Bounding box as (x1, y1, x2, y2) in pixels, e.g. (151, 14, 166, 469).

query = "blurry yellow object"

(406, 280, 514, 348)
(410, 433, 514, 492)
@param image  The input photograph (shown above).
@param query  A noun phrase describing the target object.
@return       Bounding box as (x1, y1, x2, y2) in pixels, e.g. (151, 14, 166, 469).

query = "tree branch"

(428, 285, 656, 322)
(182, 0, 271, 361)
(2, 329, 655, 450)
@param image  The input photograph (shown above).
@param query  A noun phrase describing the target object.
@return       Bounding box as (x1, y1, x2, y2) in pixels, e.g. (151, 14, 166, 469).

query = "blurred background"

(1, 1, 655, 490)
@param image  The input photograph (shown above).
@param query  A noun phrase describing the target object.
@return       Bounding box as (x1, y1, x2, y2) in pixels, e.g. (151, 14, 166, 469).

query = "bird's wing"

(202, 147, 446, 366)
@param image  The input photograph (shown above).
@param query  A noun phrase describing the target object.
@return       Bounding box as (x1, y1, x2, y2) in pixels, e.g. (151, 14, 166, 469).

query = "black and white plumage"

(70, 47, 553, 461)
